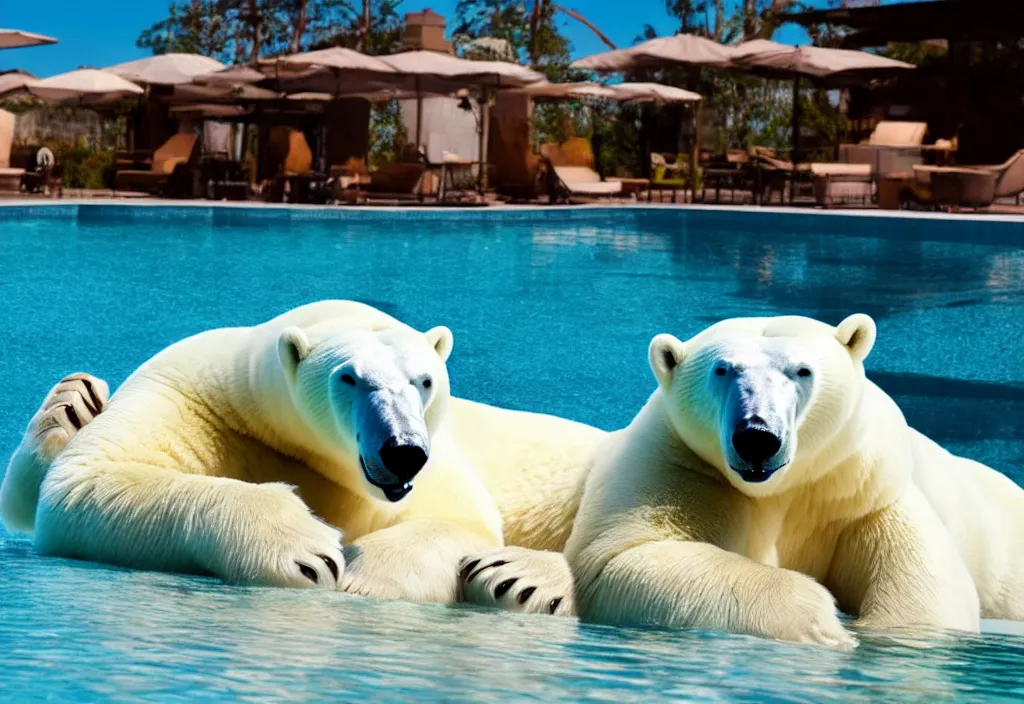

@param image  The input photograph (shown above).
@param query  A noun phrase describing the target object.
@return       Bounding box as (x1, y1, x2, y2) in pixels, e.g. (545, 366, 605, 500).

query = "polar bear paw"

(459, 547, 576, 617)
(213, 483, 346, 590)
(30, 373, 109, 463)
(755, 572, 857, 649)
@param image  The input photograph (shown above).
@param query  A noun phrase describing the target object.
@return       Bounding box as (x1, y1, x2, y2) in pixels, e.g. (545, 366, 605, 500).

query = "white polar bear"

(462, 314, 1024, 644)
(0, 301, 506, 598)
(0, 301, 606, 608)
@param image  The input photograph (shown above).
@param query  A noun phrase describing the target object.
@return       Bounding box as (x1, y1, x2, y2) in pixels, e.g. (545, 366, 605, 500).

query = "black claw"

(517, 586, 536, 605)
(459, 559, 480, 583)
(494, 578, 518, 599)
(467, 559, 507, 584)
(62, 404, 83, 430)
(297, 562, 318, 583)
(318, 554, 339, 581)
(548, 597, 563, 614)
(80, 378, 103, 414)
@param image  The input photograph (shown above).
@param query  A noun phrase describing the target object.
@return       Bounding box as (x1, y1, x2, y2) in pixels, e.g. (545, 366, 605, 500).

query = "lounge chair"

(540, 138, 624, 202)
(264, 127, 328, 203)
(911, 148, 1024, 209)
(0, 109, 26, 194)
(115, 132, 199, 195)
(839, 120, 928, 176)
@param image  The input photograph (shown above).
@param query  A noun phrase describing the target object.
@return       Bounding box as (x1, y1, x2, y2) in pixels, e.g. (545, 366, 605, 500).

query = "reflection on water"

(0, 208, 1022, 700)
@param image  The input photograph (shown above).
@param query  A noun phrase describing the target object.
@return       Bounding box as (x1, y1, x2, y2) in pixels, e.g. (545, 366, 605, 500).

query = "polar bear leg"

(342, 519, 498, 603)
(36, 460, 346, 589)
(574, 540, 856, 649)
(830, 487, 980, 632)
(0, 373, 108, 533)
(459, 547, 576, 616)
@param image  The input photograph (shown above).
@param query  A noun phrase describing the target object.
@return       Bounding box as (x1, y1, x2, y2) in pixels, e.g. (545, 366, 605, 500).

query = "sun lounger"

(839, 121, 928, 176)
(0, 109, 26, 194)
(911, 148, 1024, 209)
(551, 165, 623, 198)
(115, 132, 199, 194)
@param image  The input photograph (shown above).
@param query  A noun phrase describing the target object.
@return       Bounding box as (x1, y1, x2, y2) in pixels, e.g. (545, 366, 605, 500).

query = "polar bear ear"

(278, 326, 312, 384)
(425, 326, 454, 363)
(835, 314, 876, 363)
(649, 334, 686, 388)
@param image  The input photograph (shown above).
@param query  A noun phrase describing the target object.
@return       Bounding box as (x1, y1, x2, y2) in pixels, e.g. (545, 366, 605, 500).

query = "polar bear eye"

(714, 365, 727, 377)
(422, 377, 433, 389)
(340, 374, 356, 386)
(797, 367, 812, 378)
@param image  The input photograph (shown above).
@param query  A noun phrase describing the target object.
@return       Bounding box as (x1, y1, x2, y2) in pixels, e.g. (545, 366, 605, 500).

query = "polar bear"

(462, 314, 1024, 644)
(0, 301, 508, 598)
(1, 300, 605, 606)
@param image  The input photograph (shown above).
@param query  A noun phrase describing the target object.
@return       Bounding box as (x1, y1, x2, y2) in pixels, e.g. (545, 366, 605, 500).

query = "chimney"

(403, 8, 453, 54)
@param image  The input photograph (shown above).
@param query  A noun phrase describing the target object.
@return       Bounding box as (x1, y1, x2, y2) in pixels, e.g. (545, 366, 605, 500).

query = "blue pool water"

(1, 204, 1022, 701)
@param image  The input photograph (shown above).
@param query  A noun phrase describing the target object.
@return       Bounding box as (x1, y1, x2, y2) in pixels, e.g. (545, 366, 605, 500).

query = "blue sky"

(2, 0, 814, 77)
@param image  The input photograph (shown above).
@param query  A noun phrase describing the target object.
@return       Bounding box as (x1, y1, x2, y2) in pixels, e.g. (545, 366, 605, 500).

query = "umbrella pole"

(691, 100, 702, 204)
(415, 76, 423, 155)
(789, 76, 802, 205)
(478, 88, 491, 194)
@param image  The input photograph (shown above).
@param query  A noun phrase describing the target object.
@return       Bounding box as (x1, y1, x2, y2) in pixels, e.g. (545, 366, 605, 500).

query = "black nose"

(732, 421, 782, 467)
(378, 437, 428, 482)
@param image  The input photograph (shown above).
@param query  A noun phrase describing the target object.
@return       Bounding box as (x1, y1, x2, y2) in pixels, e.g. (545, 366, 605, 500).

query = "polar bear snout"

(379, 437, 429, 483)
(731, 420, 783, 480)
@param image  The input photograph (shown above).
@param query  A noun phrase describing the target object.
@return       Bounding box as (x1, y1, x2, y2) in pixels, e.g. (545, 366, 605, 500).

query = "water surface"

(1, 206, 1022, 700)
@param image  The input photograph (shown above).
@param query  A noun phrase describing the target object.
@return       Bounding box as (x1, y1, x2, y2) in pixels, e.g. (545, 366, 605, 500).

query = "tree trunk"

(357, 0, 371, 52)
(713, 0, 724, 41)
(290, 0, 308, 54)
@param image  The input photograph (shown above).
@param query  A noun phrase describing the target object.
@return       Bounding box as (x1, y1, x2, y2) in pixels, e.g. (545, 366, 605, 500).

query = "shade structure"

(105, 53, 226, 86)
(170, 82, 281, 103)
(518, 81, 617, 100)
(0, 70, 35, 98)
(0, 29, 57, 50)
(378, 51, 544, 88)
(610, 82, 702, 103)
(264, 47, 396, 76)
(572, 34, 738, 72)
(731, 42, 915, 83)
(25, 68, 144, 104)
(193, 65, 267, 85)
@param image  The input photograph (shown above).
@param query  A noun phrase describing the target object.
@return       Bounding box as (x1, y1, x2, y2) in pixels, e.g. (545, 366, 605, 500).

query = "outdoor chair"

(540, 138, 624, 202)
(911, 148, 1024, 209)
(264, 126, 330, 204)
(0, 109, 26, 194)
(839, 120, 928, 177)
(114, 132, 200, 195)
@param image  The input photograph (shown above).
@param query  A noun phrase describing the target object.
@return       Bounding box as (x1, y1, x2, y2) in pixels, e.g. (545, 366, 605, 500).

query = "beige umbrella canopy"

(572, 34, 738, 72)
(732, 41, 915, 82)
(105, 53, 226, 86)
(25, 68, 144, 104)
(0, 70, 35, 98)
(519, 81, 616, 99)
(610, 82, 702, 103)
(379, 51, 544, 87)
(193, 65, 267, 85)
(0, 29, 57, 50)
(264, 47, 396, 75)
(170, 82, 281, 103)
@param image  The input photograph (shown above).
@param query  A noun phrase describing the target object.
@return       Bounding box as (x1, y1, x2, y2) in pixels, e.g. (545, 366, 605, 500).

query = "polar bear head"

(277, 321, 454, 503)
(648, 314, 876, 497)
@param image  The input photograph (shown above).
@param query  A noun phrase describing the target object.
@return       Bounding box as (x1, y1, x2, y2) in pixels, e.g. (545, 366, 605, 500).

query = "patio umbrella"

(378, 51, 544, 190)
(571, 34, 738, 72)
(0, 29, 57, 50)
(105, 53, 227, 86)
(170, 82, 281, 103)
(0, 70, 34, 98)
(609, 82, 702, 103)
(519, 81, 617, 100)
(193, 65, 267, 85)
(731, 40, 915, 199)
(25, 68, 144, 104)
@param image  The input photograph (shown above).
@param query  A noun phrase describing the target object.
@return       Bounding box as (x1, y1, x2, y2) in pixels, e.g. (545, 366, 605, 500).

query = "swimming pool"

(1, 203, 1022, 701)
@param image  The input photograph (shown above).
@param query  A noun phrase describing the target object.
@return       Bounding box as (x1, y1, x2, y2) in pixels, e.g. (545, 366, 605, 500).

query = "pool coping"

(2, 199, 1023, 245)
(1, 197, 1023, 221)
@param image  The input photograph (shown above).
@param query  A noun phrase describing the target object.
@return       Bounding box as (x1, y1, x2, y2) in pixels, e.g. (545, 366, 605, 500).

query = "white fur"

(1, 301, 502, 597)
(466, 314, 1022, 646)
